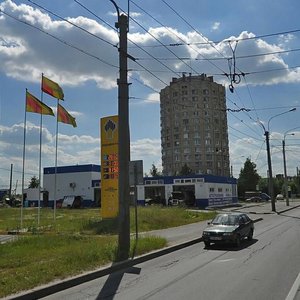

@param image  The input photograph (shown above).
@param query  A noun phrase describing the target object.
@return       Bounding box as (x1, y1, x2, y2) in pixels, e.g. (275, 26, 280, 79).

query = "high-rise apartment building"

(160, 74, 230, 176)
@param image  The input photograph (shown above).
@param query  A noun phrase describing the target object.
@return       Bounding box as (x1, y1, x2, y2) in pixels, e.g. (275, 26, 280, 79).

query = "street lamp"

(257, 108, 296, 212)
(282, 126, 300, 206)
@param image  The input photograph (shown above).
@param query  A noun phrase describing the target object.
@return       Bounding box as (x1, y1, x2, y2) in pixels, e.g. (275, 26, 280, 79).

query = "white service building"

(42, 164, 101, 207)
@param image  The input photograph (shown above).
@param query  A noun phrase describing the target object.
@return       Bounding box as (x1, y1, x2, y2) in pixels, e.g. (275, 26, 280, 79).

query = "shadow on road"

(203, 238, 258, 251)
(97, 266, 141, 300)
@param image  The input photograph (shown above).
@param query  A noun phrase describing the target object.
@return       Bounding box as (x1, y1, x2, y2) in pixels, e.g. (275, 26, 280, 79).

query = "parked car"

(260, 193, 271, 201)
(276, 194, 284, 200)
(202, 213, 254, 248)
(245, 196, 263, 202)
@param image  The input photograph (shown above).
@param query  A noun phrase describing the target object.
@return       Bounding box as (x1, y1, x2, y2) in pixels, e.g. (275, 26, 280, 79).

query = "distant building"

(43, 164, 101, 207)
(160, 74, 230, 177)
(24, 163, 237, 209)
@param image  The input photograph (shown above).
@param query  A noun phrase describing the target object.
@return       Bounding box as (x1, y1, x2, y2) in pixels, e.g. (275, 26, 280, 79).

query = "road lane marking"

(285, 271, 300, 300)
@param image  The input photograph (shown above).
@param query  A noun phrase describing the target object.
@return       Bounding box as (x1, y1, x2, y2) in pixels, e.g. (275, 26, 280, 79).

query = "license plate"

(210, 236, 222, 241)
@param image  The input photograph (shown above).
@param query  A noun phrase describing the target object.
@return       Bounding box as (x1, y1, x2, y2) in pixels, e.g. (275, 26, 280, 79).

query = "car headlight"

(223, 232, 233, 236)
(202, 231, 209, 236)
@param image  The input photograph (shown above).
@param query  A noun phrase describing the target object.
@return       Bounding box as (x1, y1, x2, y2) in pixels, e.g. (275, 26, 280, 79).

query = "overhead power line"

(27, 0, 117, 48)
(133, 28, 300, 48)
(0, 8, 119, 69)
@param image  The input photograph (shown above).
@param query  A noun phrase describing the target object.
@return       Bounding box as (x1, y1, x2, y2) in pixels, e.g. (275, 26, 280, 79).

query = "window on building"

(194, 138, 201, 145)
(206, 154, 213, 160)
(206, 147, 212, 153)
(209, 187, 215, 192)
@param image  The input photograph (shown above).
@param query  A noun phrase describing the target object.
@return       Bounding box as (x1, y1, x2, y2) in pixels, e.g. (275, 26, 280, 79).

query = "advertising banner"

(100, 115, 119, 218)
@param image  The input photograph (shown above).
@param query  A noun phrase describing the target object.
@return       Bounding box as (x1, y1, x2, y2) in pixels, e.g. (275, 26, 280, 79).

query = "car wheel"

(247, 229, 254, 241)
(204, 241, 210, 248)
(235, 235, 241, 247)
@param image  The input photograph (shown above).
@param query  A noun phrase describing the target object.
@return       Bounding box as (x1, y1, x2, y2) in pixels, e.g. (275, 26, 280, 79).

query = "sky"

(1, 0, 300, 193)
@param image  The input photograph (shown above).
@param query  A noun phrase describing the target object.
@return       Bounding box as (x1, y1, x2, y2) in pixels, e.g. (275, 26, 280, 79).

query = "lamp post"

(258, 108, 296, 212)
(282, 126, 300, 206)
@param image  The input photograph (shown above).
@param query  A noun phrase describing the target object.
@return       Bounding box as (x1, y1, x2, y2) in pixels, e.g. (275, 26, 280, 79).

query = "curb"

(277, 204, 300, 215)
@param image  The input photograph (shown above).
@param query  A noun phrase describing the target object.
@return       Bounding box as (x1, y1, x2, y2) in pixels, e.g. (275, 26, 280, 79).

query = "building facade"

(160, 74, 230, 176)
(137, 174, 238, 208)
(43, 164, 101, 207)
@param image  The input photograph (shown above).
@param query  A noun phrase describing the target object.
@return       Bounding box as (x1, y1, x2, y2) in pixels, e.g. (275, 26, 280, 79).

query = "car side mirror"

(207, 222, 211, 225)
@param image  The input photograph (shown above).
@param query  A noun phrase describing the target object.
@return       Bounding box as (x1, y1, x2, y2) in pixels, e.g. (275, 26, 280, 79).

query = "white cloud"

(1, 1, 300, 93)
(211, 22, 220, 31)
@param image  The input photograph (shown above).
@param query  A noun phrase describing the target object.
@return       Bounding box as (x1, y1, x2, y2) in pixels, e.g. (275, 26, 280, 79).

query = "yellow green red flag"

(57, 104, 77, 127)
(26, 91, 54, 116)
(41, 75, 64, 100)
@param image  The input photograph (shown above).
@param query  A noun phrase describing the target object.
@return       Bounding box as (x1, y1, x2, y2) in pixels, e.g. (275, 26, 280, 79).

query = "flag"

(26, 91, 54, 116)
(57, 104, 77, 127)
(42, 75, 64, 100)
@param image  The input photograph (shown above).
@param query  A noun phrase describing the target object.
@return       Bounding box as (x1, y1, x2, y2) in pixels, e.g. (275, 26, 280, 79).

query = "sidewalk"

(4, 200, 300, 300)
(221, 198, 300, 215)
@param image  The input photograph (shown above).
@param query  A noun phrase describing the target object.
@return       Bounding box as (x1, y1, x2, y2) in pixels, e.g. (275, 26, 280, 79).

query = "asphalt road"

(39, 206, 300, 300)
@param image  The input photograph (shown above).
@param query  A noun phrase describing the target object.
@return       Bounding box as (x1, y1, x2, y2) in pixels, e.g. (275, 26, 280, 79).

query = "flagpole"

(54, 99, 59, 221)
(38, 74, 44, 226)
(21, 89, 28, 230)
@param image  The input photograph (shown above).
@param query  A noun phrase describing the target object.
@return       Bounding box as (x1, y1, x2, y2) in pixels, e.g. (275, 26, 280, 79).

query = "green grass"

(0, 206, 215, 298)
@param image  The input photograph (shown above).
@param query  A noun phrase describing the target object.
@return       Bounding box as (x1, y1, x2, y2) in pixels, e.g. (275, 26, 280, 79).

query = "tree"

(238, 158, 260, 198)
(179, 163, 193, 176)
(149, 164, 162, 177)
(28, 176, 40, 188)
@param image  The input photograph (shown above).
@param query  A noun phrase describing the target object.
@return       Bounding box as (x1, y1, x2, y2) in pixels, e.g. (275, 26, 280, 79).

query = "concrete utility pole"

(265, 131, 275, 211)
(114, 7, 130, 260)
(257, 108, 296, 212)
(282, 139, 289, 206)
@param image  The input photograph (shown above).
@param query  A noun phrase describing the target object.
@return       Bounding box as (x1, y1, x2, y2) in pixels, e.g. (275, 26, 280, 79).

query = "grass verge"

(0, 206, 215, 297)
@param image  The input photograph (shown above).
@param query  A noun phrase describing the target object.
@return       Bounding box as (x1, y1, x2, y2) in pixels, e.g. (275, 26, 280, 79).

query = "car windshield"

(211, 214, 239, 226)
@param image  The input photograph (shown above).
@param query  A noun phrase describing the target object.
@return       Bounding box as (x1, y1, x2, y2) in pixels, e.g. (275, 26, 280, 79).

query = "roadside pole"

(116, 12, 130, 261)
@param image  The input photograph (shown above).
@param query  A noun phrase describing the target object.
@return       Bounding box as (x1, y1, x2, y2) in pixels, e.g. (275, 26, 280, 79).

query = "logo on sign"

(104, 119, 116, 140)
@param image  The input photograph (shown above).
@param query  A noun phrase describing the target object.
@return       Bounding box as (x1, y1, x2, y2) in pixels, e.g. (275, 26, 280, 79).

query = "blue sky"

(1, 0, 300, 193)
